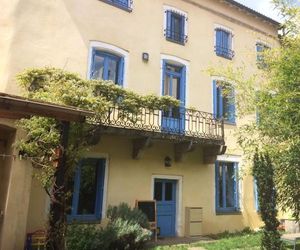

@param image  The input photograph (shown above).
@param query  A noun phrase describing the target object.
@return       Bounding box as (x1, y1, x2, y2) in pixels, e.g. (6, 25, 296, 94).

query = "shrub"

(66, 203, 152, 250)
(108, 218, 152, 250)
(107, 202, 149, 229)
(253, 151, 281, 250)
(66, 224, 111, 250)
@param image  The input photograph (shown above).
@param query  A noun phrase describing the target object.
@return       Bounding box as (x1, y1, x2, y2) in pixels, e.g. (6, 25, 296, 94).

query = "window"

(162, 60, 186, 133)
(165, 10, 187, 45)
(215, 28, 234, 60)
(68, 158, 106, 222)
(90, 51, 124, 86)
(215, 161, 239, 213)
(213, 80, 236, 124)
(256, 42, 270, 68)
(101, 0, 132, 11)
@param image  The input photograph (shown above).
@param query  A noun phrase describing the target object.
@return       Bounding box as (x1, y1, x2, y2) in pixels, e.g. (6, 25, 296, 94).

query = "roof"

(0, 92, 94, 122)
(224, 0, 281, 27)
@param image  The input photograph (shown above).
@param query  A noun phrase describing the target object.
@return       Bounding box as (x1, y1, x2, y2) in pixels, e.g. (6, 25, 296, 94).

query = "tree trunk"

(47, 121, 70, 250)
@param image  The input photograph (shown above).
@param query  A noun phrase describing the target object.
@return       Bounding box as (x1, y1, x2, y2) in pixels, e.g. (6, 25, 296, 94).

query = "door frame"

(151, 175, 183, 237)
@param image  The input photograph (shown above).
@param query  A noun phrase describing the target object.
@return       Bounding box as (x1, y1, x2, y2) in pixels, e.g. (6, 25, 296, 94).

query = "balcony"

(93, 105, 225, 162)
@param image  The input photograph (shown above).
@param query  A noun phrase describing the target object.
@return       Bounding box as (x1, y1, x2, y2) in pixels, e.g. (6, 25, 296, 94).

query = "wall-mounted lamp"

(142, 52, 149, 62)
(164, 156, 172, 167)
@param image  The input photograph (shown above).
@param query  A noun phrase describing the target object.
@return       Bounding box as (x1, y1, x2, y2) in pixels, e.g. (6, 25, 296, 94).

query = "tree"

(208, 0, 300, 223)
(253, 151, 281, 250)
(17, 68, 179, 249)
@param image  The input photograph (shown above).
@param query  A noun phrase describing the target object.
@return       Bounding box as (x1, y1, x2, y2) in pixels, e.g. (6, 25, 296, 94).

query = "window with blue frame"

(161, 61, 186, 133)
(90, 50, 124, 86)
(165, 10, 187, 45)
(68, 158, 105, 222)
(102, 0, 132, 11)
(256, 42, 270, 68)
(215, 28, 234, 59)
(213, 80, 236, 124)
(215, 161, 239, 213)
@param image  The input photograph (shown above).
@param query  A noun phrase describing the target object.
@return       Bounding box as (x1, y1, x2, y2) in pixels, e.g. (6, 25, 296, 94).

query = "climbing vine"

(16, 67, 180, 249)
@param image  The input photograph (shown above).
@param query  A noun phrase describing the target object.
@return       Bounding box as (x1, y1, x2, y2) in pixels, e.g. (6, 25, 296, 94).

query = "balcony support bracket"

(132, 137, 152, 159)
(203, 145, 227, 164)
(174, 141, 196, 162)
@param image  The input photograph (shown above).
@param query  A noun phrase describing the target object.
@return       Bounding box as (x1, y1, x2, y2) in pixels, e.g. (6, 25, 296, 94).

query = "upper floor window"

(215, 161, 239, 213)
(164, 8, 188, 45)
(213, 80, 236, 124)
(68, 158, 106, 222)
(215, 28, 234, 60)
(101, 0, 132, 12)
(256, 42, 270, 68)
(90, 50, 124, 86)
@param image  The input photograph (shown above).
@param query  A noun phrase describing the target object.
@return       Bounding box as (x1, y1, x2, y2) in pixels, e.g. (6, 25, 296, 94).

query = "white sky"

(235, 0, 282, 21)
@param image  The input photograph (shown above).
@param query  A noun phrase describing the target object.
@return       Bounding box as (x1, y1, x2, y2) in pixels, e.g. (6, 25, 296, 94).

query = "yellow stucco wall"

(90, 135, 263, 236)
(0, 0, 279, 247)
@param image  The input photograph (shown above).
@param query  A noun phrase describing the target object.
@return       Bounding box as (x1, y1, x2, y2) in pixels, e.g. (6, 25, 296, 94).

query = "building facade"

(0, 0, 279, 249)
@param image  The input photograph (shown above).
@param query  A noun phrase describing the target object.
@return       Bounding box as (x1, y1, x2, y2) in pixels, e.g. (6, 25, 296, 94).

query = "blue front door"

(154, 179, 177, 237)
(162, 62, 186, 133)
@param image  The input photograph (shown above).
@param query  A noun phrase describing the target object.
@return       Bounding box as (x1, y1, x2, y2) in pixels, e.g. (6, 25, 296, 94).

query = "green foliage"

(17, 67, 180, 191)
(66, 210, 152, 250)
(108, 218, 152, 250)
(253, 151, 281, 250)
(66, 224, 111, 250)
(107, 203, 149, 229)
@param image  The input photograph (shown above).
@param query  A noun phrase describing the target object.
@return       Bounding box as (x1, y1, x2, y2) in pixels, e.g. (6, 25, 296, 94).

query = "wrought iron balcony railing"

(215, 46, 235, 60)
(98, 106, 224, 144)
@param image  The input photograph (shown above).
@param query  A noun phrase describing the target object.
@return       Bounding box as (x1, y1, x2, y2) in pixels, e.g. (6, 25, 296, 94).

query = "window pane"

(165, 182, 173, 201)
(225, 162, 235, 208)
(164, 74, 171, 96)
(222, 85, 234, 121)
(91, 54, 104, 80)
(218, 164, 223, 208)
(107, 57, 118, 83)
(171, 77, 179, 99)
(77, 159, 98, 215)
(154, 182, 163, 201)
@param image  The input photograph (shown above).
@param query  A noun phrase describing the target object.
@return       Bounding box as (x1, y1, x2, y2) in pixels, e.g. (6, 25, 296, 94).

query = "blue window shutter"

(234, 162, 239, 210)
(215, 161, 219, 210)
(213, 80, 217, 118)
(224, 31, 229, 51)
(90, 49, 96, 79)
(216, 30, 221, 54)
(95, 159, 106, 219)
(166, 11, 172, 38)
(228, 88, 236, 123)
(180, 15, 185, 43)
(218, 85, 223, 119)
(117, 57, 124, 86)
(72, 165, 81, 216)
(180, 66, 186, 106)
(162, 60, 167, 96)
(222, 163, 226, 208)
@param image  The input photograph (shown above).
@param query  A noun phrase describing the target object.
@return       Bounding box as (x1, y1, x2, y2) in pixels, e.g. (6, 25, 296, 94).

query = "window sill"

(216, 210, 241, 215)
(166, 37, 186, 46)
(216, 53, 234, 60)
(99, 0, 132, 12)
